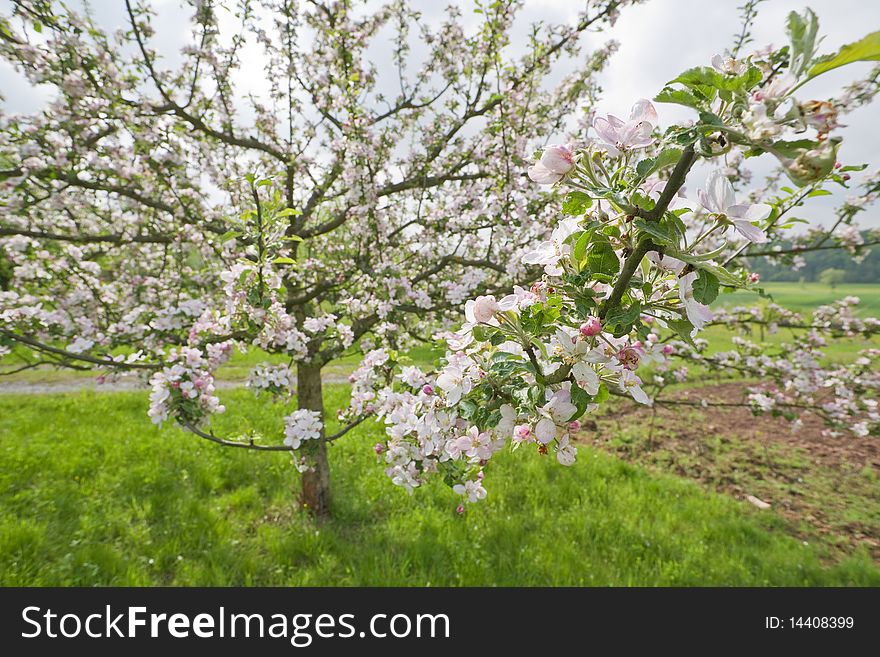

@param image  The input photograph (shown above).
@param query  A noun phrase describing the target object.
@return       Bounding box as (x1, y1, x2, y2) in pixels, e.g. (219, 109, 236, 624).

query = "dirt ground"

(578, 382, 880, 560)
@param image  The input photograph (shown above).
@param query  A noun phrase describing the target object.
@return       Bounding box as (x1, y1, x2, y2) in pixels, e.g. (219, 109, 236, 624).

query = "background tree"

(0, 0, 633, 515)
(818, 267, 847, 288)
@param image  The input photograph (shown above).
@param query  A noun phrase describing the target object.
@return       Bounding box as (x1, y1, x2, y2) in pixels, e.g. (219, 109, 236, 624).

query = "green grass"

(717, 281, 880, 316)
(697, 282, 880, 362)
(1, 386, 877, 586)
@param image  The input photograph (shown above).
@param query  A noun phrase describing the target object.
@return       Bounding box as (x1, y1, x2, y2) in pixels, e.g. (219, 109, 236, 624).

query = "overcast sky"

(2, 0, 878, 228)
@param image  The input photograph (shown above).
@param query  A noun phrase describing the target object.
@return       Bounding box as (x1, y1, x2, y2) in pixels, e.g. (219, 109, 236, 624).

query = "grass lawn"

(718, 282, 880, 317)
(1, 385, 878, 586)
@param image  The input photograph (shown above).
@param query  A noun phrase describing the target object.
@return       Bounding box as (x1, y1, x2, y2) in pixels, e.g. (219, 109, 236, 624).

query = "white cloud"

(2, 0, 878, 227)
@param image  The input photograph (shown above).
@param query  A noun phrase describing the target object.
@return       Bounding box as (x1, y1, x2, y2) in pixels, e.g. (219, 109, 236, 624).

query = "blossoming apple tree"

(2, 2, 879, 515)
(359, 7, 880, 507)
(0, 0, 633, 515)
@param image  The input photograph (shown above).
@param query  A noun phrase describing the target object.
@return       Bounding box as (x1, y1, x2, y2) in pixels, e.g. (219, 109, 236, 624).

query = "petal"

(535, 418, 557, 444)
(685, 299, 714, 330)
(522, 241, 555, 264)
(743, 202, 772, 222)
(732, 220, 768, 243)
(592, 116, 617, 146)
(707, 170, 735, 212)
(629, 384, 651, 405)
(540, 145, 574, 174)
(572, 362, 600, 395)
(527, 162, 562, 185)
(498, 295, 518, 311)
(464, 299, 476, 324)
(678, 270, 698, 296)
(629, 99, 658, 125)
(647, 250, 685, 274)
(618, 120, 654, 149)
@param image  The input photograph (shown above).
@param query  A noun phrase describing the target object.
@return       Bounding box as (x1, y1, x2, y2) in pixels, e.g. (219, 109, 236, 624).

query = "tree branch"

(0, 328, 162, 370)
(600, 144, 697, 318)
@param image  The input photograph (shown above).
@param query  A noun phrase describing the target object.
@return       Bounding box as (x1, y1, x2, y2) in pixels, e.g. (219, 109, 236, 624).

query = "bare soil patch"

(576, 382, 880, 559)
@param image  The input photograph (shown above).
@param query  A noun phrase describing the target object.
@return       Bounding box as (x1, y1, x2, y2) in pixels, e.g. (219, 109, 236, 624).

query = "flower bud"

(539, 144, 575, 175)
(472, 295, 501, 323)
(579, 316, 602, 337)
(513, 424, 532, 443)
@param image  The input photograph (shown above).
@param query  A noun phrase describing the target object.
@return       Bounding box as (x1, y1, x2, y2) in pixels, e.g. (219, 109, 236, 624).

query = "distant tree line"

(748, 230, 880, 282)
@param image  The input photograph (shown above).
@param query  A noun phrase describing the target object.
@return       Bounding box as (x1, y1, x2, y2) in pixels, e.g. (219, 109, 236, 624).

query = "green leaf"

(635, 147, 682, 180)
(807, 31, 880, 79)
(767, 138, 822, 158)
(681, 242, 728, 262)
(665, 247, 744, 287)
(787, 9, 821, 77)
(691, 270, 719, 304)
(669, 65, 762, 96)
(634, 219, 674, 246)
(458, 399, 477, 420)
(736, 66, 763, 91)
(569, 381, 593, 422)
(669, 67, 722, 92)
(629, 190, 654, 212)
(572, 231, 591, 266)
(605, 301, 641, 336)
(654, 87, 705, 109)
(219, 230, 241, 243)
(587, 239, 620, 277)
(668, 318, 697, 348)
(698, 111, 723, 127)
(273, 256, 296, 265)
(275, 207, 302, 218)
(562, 191, 593, 216)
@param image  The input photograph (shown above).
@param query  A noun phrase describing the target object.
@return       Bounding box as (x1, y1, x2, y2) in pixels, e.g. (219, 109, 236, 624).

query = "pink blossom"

(527, 144, 575, 185)
(580, 317, 602, 337)
(593, 99, 658, 156)
(513, 424, 533, 443)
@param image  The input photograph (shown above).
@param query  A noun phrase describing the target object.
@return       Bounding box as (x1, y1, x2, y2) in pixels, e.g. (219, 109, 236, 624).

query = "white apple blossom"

(453, 479, 487, 503)
(678, 271, 715, 332)
(711, 54, 747, 75)
(521, 217, 581, 276)
(697, 171, 771, 243)
(283, 410, 323, 450)
(555, 434, 577, 466)
(592, 99, 658, 156)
